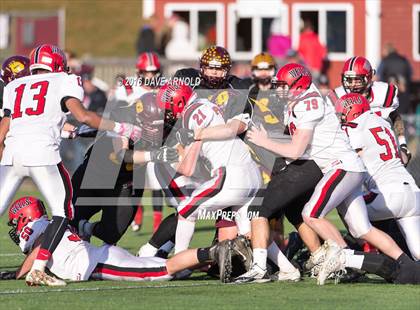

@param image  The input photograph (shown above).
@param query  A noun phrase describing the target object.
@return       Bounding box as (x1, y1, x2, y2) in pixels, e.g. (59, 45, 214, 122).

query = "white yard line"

(0, 282, 221, 295)
(0, 253, 23, 257)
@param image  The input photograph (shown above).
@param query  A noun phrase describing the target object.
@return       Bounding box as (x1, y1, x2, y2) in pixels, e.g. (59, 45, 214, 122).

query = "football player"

(156, 81, 261, 258)
(7, 196, 229, 284)
(113, 52, 162, 104)
(0, 56, 30, 120)
(326, 56, 410, 166)
(336, 93, 420, 260)
(240, 63, 405, 283)
(71, 92, 178, 245)
(0, 44, 142, 286)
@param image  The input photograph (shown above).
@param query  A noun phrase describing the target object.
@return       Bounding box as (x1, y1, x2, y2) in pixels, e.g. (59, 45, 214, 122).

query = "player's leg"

(236, 160, 322, 282)
(302, 170, 366, 247)
(397, 216, 420, 260)
(92, 185, 140, 244)
(0, 165, 26, 216)
(175, 167, 227, 254)
(27, 163, 72, 286)
(91, 245, 171, 281)
(340, 194, 403, 260)
(152, 189, 164, 232)
(138, 212, 177, 257)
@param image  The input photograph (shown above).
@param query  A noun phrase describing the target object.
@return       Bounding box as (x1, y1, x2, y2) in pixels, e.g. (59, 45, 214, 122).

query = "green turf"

(0, 189, 419, 309)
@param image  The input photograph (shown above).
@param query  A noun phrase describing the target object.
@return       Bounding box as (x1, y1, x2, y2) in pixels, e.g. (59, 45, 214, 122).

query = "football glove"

(114, 122, 143, 143)
(400, 144, 411, 167)
(150, 146, 179, 163)
(176, 128, 196, 146)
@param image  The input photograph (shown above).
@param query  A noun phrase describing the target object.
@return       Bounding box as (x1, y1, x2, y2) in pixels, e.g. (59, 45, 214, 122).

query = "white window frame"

(292, 3, 354, 61)
(164, 2, 225, 58)
(413, 4, 420, 61)
(227, 3, 289, 60)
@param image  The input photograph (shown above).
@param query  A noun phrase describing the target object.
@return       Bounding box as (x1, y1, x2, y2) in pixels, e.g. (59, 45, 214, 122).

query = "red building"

(143, 0, 420, 87)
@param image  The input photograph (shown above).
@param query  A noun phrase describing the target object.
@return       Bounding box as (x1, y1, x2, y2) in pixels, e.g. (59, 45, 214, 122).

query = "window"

(164, 3, 224, 57)
(292, 3, 354, 60)
(228, 3, 289, 60)
(413, 4, 420, 61)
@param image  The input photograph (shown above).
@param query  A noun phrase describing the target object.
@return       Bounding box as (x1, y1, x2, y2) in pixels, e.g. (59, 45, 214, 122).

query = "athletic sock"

(267, 241, 295, 272)
(153, 211, 163, 232)
(174, 219, 196, 254)
(253, 248, 268, 270)
(160, 241, 175, 254)
(134, 205, 144, 225)
(343, 249, 364, 269)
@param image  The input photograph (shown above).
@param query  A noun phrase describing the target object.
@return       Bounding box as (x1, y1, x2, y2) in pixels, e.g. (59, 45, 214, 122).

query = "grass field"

(0, 188, 419, 309)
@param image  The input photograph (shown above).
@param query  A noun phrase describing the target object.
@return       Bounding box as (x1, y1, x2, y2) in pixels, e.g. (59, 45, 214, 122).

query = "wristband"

(144, 151, 151, 162)
(398, 136, 407, 146)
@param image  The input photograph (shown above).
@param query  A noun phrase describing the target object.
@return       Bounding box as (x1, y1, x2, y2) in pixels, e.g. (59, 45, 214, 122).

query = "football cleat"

(317, 240, 347, 285)
(209, 240, 233, 283)
(305, 243, 329, 277)
(271, 268, 301, 282)
(231, 235, 253, 271)
(234, 263, 271, 284)
(25, 269, 66, 287)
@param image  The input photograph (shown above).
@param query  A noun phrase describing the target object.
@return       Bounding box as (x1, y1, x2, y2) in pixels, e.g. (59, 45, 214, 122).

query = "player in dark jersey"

(0, 56, 30, 120)
(70, 93, 178, 244)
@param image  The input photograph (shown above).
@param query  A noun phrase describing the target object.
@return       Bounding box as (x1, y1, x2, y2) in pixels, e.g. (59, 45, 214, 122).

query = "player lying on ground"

(0, 45, 144, 287)
(7, 197, 229, 285)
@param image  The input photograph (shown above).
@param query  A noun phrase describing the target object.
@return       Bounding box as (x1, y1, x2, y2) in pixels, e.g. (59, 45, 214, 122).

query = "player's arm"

(247, 125, 312, 160)
(195, 118, 248, 140)
(176, 141, 202, 177)
(389, 110, 411, 165)
(0, 114, 10, 160)
(64, 98, 141, 141)
(15, 236, 43, 279)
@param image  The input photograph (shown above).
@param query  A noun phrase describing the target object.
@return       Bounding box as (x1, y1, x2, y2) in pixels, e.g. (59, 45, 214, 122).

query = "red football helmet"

(336, 93, 371, 124)
(157, 82, 195, 125)
(134, 92, 164, 145)
(272, 63, 312, 100)
(8, 197, 47, 245)
(342, 56, 375, 94)
(1, 55, 30, 85)
(199, 46, 232, 88)
(29, 44, 68, 73)
(136, 52, 161, 73)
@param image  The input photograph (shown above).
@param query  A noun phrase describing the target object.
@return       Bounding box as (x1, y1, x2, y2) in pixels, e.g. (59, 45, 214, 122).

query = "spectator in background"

(165, 18, 195, 60)
(157, 15, 179, 56)
(317, 74, 330, 100)
(378, 43, 413, 114)
(79, 64, 107, 115)
(278, 49, 306, 68)
(298, 20, 327, 80)
(267, 18, 291, 60)
(136, 16, 158, 55)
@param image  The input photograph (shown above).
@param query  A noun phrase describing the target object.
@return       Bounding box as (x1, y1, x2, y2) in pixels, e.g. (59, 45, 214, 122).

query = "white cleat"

(306, 243, 329, 277)
(234, 264, 271, 283)
(272, 268, 301, 282)
(26, 269, 66, 287)
(317, 240, 346, 285)
(137, 243, 158, 257)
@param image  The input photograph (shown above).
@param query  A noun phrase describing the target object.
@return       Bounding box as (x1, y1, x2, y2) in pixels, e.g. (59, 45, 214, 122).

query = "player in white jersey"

(7, 197, 229, 283)
(247, 64, 405, 275)
(338, 93, 420, 260)
(325, 56, 410, 165)
(113, 52, 161, 104)
(0, 44, 143, 286)
(155, 82, 262, 255)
